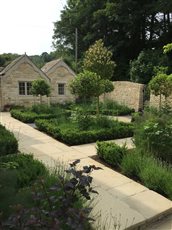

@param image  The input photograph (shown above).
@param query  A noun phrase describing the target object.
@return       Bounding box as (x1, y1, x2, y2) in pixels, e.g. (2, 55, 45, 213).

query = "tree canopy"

(130, 49, 170, 84)
(31, 79, 51, 104)
(149, 73, 172, 108)
(70, 70, 114, 114)
(53, 0, 172, 81)
(83, 39, 116, 79)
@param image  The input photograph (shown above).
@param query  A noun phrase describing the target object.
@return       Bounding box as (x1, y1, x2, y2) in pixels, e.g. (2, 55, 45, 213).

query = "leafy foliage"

(133, 110, 172, 163)
(163, 43, 172, 54)
(0, 124, 18, 156)
(1, 160, 100, 229)
(53, 0, 172, 80)
(70, 70, 114, 114)
(31, 79, 51, 103)
(96, 142, 172, 199)
(35, 118, 133, 145)
(11, 104, 71, 123)
(96, 141, 128, 167)
(83, 39, 116, 80)
(149, 73, 172, 108)
(130, 49, 170, 84)
(0, 154, 48, 188)
(71, 100, 134, 116)
(121, 150, 172, 199)
(70, 70, 104, 99)
(0, 53, 19, 67)
(0, 154, 48, 220)
(10, 109, 55, 123)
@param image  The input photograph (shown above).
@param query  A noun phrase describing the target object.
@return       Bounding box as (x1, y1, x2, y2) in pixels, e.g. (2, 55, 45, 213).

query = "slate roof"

(41, 59, 61, 74)
(0, 67, 4, 72)
(0, 55, 24, 75)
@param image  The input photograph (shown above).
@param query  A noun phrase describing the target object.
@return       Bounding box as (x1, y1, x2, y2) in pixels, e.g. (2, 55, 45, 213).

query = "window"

(19, 82, 32, 95)
(58, 83, 65, 95)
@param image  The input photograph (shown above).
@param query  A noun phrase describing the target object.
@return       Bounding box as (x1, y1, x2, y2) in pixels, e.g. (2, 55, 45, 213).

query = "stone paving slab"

(110, 115, 132, 123)
(0, 112, 172, 230)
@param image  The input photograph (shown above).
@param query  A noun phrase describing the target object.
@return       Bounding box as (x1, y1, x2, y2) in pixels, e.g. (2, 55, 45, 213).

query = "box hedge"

(0, 124, 18, 156)
(10, 109, 55, 123)
(35, 119, 133, 145)
(96, 141, 128, 167)
(0, 154, 47, 188)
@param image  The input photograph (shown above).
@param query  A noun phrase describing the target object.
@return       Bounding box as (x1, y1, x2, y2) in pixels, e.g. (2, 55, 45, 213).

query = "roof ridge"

(0, 55, 25, 75)
(41, 59, 61, 73)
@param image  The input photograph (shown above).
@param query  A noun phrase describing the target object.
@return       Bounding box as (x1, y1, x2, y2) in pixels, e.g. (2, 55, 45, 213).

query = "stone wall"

(150, 93, 172, 108)
(0, 62, 49, 110)
(101, 81, 145, 111)
(46, 65, 75, 104)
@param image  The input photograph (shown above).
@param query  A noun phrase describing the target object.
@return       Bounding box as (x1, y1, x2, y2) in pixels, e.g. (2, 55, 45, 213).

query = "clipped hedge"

(71, 108, 134, 116)
(96, 141, 128, 167)
(0, 124, 18, 156)
(11, 109, 55, 123)
(0, 154, 47, 188)
(35, 119, 133, 145)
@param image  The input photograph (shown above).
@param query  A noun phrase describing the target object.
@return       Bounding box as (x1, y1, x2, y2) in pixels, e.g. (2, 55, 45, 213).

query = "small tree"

(31, 79, 50, 104)
(149, 73, 172, 109)
(163, 43, 172, 54)
(70, 70, 114, 114)
(83, 39, 116, 80)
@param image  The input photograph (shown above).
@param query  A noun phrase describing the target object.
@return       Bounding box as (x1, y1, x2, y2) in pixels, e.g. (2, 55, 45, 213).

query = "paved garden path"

(0, 112, 172, 230)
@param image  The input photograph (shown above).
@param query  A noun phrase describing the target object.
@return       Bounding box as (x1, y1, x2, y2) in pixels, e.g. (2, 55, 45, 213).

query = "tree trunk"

(40, 95, 42, 104)
(149, 14, 155, 41)
(163, 13, 167, 33)
(159, 94, 162, 110)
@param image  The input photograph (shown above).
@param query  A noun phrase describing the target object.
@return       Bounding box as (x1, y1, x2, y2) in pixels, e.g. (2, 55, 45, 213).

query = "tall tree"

(53, 0, 172, 80)
(83, 39, 116, 79)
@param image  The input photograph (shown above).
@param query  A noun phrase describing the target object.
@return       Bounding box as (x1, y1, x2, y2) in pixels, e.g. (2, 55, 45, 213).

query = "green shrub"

(35, 118, 133, 145)
(31, 104, 52, 114)
(139, 160, 172, 198)
(1, 160, 99, 229)
(0, 124, 18, 156)
(100, 100, 134, 115)
(74, 109, 93, 130)
(71, 100, 134, 116)
(0, 154, 48, 220)
(121, 151, 148, 180)
(0, 154, 47, 188)
(11, 109, 55, 123)
(121, 150, 172, 199)
(96, 141, 128, 167)
(134, 111, 172, 163)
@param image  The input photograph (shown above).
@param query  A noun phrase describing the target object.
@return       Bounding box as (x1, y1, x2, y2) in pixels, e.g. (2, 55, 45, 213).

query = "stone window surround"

(18, 81, 32, 96)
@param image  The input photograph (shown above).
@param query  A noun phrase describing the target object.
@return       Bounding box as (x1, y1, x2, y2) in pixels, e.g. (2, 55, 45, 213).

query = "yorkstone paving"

(0, 112, 171, 230)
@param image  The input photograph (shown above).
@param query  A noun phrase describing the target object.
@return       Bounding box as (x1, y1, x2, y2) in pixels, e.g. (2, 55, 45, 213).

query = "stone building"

(0, 54, 75, 110)
(41, 59, 75, 104)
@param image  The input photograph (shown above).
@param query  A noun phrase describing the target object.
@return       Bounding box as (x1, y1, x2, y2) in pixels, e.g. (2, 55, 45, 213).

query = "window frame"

(58, 83, 65, 95)
(18, 81, 32, 96)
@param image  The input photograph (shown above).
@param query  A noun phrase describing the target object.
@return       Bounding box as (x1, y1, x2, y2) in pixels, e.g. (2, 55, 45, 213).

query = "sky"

(0, 0, 67, 55)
